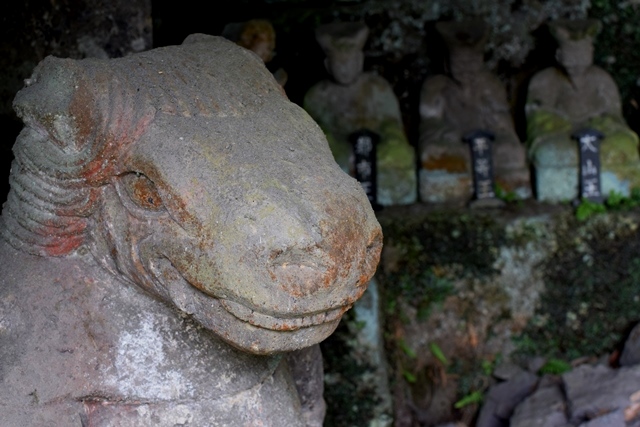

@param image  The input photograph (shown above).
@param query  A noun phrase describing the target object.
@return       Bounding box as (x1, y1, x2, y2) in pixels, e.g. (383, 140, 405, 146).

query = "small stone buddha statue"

(526, 19, 640, 202)
(303, 21, 417, 206)
(222, 19, 288, 87)
(418, 19, 531, 203)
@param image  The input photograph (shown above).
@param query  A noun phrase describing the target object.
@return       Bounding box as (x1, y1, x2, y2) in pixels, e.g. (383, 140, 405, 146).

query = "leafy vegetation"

(454, 390, 483, 409)
(575, 189, 640, 221)
(575, 198, 607, 221)
(429, 342, 449, 366)
(538, 358, 572, 375)
(494, 184, 522, 204)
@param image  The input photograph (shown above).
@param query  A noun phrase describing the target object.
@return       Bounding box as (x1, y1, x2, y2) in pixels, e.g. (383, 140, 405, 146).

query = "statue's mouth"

(219, 298, 351, 331)
(148, 256, 364, 333)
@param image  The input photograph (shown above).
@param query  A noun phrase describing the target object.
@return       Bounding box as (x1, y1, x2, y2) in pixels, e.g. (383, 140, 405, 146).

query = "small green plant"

(575, 199, 607, 221)
(402, 370, 417, 383)
(399, 339, 417, 359)
(606, 189, 640, 210)
(494, 184, 521, 204)
(606, 190, 626, 209)
(575, 189, 640, 221)
(481, 359, 494, 376)
(429, 342, 449, 366)
(538, 358, 572, 375)
(454, 390, 483, 409)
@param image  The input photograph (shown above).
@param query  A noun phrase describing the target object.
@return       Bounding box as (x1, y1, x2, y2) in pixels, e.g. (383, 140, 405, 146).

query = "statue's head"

(223, 19, 277, 64)
(316, 22, 368, 86)
(550, 19, 600, 79)
(3, 34, 382, 355)
(436, 19, 488, 84)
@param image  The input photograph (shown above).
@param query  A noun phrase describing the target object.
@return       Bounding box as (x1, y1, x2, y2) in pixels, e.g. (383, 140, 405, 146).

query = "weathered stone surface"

(376, 201, 640, 426)
(510, 384, 569, 427)
(484, 362, 640, 427)
(419, 19, 530, 204)
(0, 34, 382, 425)
(493, 362, 528, 381)
(578, 409, 625, 427)
(476, 370, 538, 427)
(286, 345, 327, 427)
(304, 22, 417, 206)
(563, 364, 640, 425)
(526, 19, 640, 202)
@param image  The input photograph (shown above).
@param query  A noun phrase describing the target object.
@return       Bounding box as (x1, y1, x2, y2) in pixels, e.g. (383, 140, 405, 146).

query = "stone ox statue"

(0, 34, 382, 426)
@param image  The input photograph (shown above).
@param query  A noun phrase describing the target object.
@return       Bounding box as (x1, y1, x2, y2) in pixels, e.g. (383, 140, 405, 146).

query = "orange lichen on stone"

(422, 154, 469, 173)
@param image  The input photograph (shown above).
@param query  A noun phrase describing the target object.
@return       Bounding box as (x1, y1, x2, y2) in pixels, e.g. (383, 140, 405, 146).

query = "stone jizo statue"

(304, 22, 417, 206)
(419, 19, 531, 203)
(526, 19, 640, 201)
(222, 19, 288, 87)
(0, 34, 382, 426)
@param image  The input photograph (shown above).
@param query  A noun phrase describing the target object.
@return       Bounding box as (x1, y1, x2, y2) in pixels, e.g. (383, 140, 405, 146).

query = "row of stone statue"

(224, 18, 640, 206)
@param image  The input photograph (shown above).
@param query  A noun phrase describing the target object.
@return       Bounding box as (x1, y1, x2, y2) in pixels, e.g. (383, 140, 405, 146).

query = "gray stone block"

(564, 364, 640, 424)
(510, 384, 568, 427)
(476, 370, 538, 427)
(578, 409, 625, 427)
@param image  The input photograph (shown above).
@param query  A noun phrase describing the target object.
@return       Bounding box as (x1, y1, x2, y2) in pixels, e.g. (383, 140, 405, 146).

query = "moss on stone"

(376, 204, 640, 424)
(379, 209, 506, 286)
(514, 211, 640, 361)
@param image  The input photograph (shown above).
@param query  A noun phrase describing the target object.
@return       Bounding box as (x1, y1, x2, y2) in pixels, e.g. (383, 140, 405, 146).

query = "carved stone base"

(533, 164, 639, 202)
(419, 169, 473, 204)
(419, 167, 531, 204)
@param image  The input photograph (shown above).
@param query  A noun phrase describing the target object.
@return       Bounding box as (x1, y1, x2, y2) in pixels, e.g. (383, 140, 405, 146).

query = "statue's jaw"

(219, 297, 352, 331)
(199, 298, 344, 355)
(148, 256, 362, 354)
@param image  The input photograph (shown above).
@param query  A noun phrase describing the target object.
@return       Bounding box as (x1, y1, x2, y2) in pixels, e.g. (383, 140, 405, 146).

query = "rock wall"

(322, 202, 640, 426)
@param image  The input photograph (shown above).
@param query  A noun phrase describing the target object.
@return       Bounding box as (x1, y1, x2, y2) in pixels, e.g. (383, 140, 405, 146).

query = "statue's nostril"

(269, 247, 335, 297)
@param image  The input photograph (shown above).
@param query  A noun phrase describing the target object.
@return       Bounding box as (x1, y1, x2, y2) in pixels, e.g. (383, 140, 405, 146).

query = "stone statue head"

(315, 22, 369, 85)
(222, 19, 277, 63)
(436, 19, 489, 84)
(3, 34, 382, 355)
(550, 19, 601, 79)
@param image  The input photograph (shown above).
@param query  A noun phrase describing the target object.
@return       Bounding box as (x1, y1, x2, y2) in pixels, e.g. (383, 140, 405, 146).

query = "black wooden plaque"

(463, 130, 497, 201)
(349, 129, 380, 209)
(572, 128, 604, 203)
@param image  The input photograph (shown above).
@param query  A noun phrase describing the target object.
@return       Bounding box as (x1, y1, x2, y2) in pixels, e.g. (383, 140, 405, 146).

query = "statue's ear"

(13, 56, 92, 153)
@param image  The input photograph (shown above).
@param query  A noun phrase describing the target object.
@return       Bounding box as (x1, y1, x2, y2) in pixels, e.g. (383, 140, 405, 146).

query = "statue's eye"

(120, 172, 164, 211)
